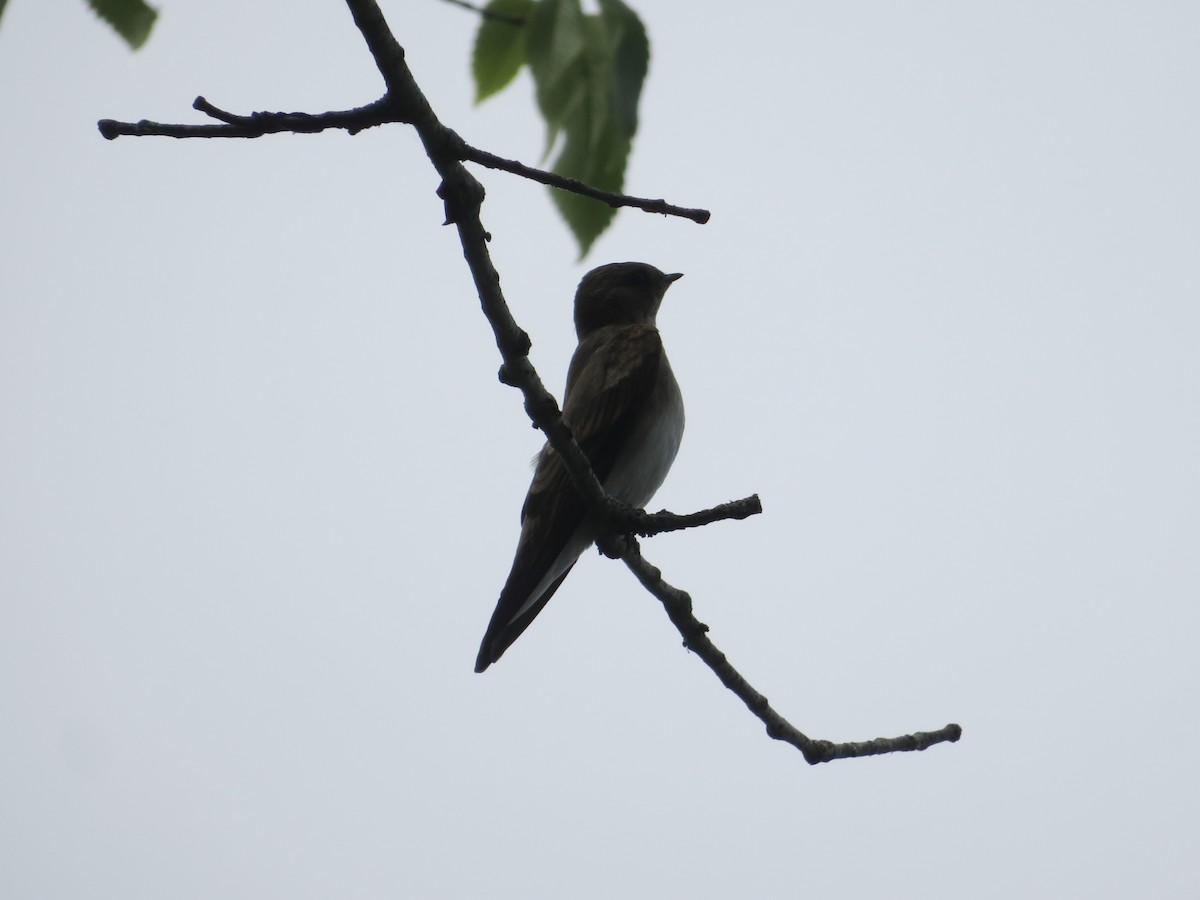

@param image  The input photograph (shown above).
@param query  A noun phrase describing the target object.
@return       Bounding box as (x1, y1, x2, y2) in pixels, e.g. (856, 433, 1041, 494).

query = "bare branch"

(98, 97, 395, 140)
(620, 538, 963, 764)
(463, 145, 711, 224)
(630, 494, 762, 537)
(97, 99, 710, 225)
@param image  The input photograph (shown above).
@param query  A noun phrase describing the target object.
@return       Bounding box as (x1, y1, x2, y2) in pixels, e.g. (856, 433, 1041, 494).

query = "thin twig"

(464, 145, 711, 224)
(630, 494, 763, 537)
(98, 97, 396, 140)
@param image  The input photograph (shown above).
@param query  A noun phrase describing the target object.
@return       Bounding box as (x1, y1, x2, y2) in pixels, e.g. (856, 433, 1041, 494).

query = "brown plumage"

(475, 263, 685, 672)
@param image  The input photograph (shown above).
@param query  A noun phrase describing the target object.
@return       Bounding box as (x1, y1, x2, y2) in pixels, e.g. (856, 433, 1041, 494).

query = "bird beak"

(665, 272, 684, 284)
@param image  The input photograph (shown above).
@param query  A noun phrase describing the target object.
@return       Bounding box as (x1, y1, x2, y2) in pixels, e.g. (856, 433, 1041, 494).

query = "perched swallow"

(475, 262, 686, 672)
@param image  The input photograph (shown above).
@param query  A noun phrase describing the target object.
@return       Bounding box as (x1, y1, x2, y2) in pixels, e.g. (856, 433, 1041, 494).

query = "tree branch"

(630, 494, 763, 537)
(463, 145, 710, 224)
(339, 0, 958, 762)
(97, 96, 396, 140)
(620, 538, 962, 764)
(97, 97, 709, 224)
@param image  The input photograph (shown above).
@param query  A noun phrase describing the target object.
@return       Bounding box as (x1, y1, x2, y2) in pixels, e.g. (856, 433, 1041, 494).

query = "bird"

(475, 262, 686, 672)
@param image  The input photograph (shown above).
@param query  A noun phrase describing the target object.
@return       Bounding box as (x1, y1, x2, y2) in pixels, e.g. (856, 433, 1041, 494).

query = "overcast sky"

(3, 2, 1198, 898)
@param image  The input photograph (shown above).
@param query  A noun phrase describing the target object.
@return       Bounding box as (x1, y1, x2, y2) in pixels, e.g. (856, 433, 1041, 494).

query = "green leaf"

(526, 0, 589, 159)
(525, 0, 649, 256)
(87, 0, 158, 50)
(599, 0, 649, 138)
(548, 120, 623, 258)
(472, 0, 535, 104)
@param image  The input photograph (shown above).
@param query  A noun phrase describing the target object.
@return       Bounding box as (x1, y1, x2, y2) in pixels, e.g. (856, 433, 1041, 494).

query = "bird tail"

(474, 564, 575, 672)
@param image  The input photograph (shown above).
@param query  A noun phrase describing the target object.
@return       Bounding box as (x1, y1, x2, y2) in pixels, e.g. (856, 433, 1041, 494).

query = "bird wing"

(475, 325, 663, 671)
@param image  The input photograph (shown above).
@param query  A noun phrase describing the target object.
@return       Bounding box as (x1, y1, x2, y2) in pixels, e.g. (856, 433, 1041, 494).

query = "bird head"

(573, 262, 683, 338)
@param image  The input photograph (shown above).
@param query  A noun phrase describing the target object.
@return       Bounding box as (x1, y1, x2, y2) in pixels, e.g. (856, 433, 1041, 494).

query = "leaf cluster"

(472, 0, 649, 257)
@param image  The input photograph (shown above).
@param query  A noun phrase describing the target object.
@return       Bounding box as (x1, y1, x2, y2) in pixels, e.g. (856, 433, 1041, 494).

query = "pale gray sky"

(3, 2, 1198, 898)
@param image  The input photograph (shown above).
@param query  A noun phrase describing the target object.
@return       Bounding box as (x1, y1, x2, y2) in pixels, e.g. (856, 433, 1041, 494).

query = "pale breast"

(511, 354, 683, 622)
(603, 353, 685, 509)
